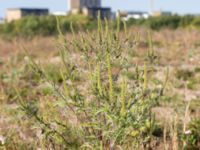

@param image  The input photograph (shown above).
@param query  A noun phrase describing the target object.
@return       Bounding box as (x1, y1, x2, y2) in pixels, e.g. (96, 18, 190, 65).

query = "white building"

(51, 11, 67, 16)
(117, 11, 149, 21)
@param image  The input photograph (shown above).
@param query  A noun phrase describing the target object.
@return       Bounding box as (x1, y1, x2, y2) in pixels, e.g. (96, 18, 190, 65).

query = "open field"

(0, 26, 200, 149)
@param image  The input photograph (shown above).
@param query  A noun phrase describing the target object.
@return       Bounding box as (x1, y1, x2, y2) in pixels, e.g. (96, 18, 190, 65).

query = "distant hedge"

(127, 15, 200, 30)
(1, 14, 200, 38)
(0, 15, 97, 38)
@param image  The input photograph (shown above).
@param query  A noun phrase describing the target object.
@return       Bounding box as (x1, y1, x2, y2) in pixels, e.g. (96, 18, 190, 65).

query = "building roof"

(86, 7, 111, 10)
(126, 11, 148, 15)
(7, 8, 49, 11)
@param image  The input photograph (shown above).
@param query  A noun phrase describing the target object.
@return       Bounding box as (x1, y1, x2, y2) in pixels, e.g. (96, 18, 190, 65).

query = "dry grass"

(0, 27, 200, 149)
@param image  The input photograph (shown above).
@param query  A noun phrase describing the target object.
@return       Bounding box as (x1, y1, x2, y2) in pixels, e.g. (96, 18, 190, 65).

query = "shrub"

(0, 15, 96, 38)
(179, 15, 194, 27)
(16, 16, 168, 149)
(146, 15, 181, 30)
(1, 15, 200, 38)
(191, 17, 200, 30)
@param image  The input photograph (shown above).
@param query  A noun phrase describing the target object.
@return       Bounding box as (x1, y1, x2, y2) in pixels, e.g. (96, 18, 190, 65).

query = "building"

(82, 7, 111, 19)
(151, 11, 172, 17)
(69, 0, 111, 19)
(6, 8, 49, 22)
(70, 0, 101, 11)
(117, 11, 149, 21)
(0, 17, 4, 24)
(51, 11, 67, 16)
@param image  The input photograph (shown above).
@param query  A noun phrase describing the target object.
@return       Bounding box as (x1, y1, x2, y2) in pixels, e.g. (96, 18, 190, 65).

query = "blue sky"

(0, 0, 200, 18)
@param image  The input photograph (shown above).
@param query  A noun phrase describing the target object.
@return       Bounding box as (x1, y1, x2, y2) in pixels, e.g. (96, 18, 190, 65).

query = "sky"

(0, 0, 200, 18)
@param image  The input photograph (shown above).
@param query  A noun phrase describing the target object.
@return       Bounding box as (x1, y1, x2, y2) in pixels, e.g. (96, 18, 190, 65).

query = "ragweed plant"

(17, 15, 168, 149)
